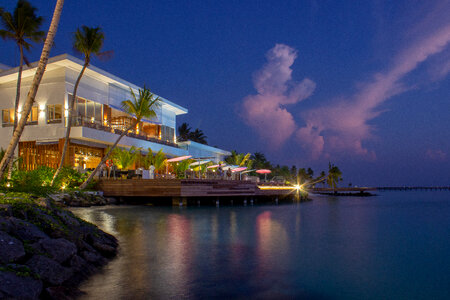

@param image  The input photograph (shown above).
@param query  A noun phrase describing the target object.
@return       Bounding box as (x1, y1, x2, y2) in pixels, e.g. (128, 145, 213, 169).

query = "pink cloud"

(241, 44, 316, 147)
(296, 23, 450, 159)
(426, 149, 447, 161)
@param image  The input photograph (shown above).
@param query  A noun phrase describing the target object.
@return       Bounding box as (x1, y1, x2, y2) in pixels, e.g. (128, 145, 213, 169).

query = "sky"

(1, 0, 449, 186)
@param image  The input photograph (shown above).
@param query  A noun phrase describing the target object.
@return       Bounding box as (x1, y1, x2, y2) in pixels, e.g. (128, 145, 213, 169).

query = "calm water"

(72, 191, 450, 299)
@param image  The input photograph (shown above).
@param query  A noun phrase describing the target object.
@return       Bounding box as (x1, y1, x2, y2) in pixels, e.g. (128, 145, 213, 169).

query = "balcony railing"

(72, 117, 178, 148)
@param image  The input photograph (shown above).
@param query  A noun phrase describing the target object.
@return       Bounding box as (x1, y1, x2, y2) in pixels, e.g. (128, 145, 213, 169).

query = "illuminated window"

(47, 104, 62, 123)
(2, 109, 13, 126)
(2, 107, 38, 126)
(27, 107, 38, 124)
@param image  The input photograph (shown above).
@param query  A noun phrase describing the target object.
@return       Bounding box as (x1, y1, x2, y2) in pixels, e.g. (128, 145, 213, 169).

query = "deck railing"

(72, 116, 178, 148)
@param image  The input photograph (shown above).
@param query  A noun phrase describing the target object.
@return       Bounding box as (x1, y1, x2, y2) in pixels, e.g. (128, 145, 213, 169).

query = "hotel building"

(0, 54, 230, 170)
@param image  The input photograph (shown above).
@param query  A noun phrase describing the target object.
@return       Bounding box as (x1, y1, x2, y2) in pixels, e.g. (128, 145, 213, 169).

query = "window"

(2, 107, 38, 126)
(2, 109, 14, 126)
(26, 107, 38, 124)
(47, 104, 62, 123)
(72, 94, 102, 123)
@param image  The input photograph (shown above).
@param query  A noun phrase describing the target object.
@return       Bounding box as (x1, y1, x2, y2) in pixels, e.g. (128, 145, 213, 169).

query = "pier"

(98, 179, 304, 205)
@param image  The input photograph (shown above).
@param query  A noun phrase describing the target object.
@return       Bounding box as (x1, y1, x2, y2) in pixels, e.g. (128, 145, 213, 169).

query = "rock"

(26, 255, 73, 286)
(0, 231, 26, 264)
(81, 250, 106, 266)
(45, 286, 79, 300)
(69, 255, 89, 273)
(92, 241, 117, 257)
(8, 217, 48, 242)
(0, 204, 12, 217)
(0, 270, 42, 300)
(55, 210, 80, 227)
(38, 238, 77, 264)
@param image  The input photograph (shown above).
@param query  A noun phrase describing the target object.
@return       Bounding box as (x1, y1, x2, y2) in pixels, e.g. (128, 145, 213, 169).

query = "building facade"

(0, 54, 229, 170)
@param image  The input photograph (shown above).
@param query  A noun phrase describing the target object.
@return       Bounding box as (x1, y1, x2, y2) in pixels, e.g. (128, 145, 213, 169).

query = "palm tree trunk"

(51, 61, 88, 186)
(7, 44, 24, 180)
(80, 122, 137, 190)
(0, 0, 64, 179)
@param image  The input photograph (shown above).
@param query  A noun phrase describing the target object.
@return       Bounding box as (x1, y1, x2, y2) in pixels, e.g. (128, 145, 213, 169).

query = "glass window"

(47, 104, 62, 123)
(26, 107, 38, 124)
(95, 102, 102, 122)
(86, 100, 95, 120)
(31, 107, 38, 122)
(2, 109, 10, 125)
(77, 98, 86, 117)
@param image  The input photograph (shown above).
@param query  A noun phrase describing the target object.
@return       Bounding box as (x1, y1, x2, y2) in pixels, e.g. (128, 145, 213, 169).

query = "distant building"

(0, 54, 230, 170)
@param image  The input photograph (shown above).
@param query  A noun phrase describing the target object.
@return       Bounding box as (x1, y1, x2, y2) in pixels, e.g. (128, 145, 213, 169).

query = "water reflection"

(71, 192, 450, 299)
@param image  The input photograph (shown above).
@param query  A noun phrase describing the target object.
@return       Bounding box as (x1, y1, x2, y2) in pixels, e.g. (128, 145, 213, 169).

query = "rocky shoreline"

(0, 193, 118, 299)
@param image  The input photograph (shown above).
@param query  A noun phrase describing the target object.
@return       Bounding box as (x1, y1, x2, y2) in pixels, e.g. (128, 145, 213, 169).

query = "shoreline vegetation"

(0, 192, 118, 299)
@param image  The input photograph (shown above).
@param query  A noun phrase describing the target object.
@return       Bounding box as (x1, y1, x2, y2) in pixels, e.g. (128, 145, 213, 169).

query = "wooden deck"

(98, 179, 298, 199)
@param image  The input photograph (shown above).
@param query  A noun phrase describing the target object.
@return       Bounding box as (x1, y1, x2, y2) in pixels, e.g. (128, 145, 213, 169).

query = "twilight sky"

(1, 0, 449, 186)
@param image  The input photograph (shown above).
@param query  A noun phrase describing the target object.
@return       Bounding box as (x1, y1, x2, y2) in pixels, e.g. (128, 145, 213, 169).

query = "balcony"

(72, 116, 178, 148)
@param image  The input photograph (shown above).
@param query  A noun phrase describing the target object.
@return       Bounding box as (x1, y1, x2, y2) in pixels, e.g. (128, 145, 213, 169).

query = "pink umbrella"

(166, 155, 192, 163)
(231, 167, 247, 172)
(256, 169, 271, 181)
(207, 164, 221, 169)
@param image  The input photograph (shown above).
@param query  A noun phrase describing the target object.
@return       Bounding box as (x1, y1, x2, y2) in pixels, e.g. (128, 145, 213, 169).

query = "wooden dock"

(97, 179, 302, 205)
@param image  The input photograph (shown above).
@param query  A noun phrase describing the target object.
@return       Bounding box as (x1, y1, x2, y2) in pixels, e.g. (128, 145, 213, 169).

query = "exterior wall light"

(39, 104, 45, 112)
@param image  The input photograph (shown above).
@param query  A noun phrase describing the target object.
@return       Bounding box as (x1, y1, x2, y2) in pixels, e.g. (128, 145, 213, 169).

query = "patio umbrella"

(166, 155, 192, 175)
(232, 167, 247, 180)
(256, 169, 271, 181)
(166, 155, 192, 163)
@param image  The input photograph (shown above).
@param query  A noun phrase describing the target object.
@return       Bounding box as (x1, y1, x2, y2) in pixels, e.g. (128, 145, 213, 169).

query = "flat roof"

(0, 54, 188, 115)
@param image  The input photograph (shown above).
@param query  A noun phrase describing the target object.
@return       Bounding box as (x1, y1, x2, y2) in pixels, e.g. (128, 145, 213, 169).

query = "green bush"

(6, 167, 57, 195)
(53, 166, 90, 189)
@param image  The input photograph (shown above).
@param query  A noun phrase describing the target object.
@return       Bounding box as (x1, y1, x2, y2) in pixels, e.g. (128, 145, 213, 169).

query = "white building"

(0, 54, 230, 170)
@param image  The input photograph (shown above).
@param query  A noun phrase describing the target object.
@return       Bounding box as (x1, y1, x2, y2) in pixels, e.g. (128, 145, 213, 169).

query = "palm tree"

(111, 146, 139, 170)
(0, 0, 45, 178)
(0, 0, 65, 180)
(80, 87, 160, 189)
(177, 122, 191, 142)
(51, 25, 106, 186)
(326, 162, 343, 193)
(226, 150, 252, 168)
(190, 128, 207, 144)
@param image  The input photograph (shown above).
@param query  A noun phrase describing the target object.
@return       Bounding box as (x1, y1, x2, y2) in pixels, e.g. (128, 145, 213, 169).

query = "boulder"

(45, 286, 78, 300)
(38, 238, 77, 264)
(0, 204, 12, 217)
(81, 250, 106, 266)
(0, 270, 42, 300)
(0, 231, 26, 264)
(9, 217, 48, 242)
(26, 255, 73, 286)
(55, 210, 80, 227)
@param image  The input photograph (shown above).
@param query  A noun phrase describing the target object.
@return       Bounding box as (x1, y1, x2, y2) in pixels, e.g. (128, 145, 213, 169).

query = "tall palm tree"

(190, 128, 207, 144)
(80, 87, 160, 189)
(51, 25, 105, 185)
(177, 122, 191, 142)
(326, 162, 343, 193)
(0, 0, 45, 178)
(0, 0, 65, 180)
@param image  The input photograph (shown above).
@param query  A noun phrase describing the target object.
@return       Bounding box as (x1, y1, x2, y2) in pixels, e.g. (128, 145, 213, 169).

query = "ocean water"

(72, 191, 450, 299)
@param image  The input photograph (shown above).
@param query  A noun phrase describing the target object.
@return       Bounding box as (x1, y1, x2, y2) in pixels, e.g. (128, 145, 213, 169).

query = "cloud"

(426, 149, 447, 161)
(297, 23, 450, 158)
(241, 44, 316, 147)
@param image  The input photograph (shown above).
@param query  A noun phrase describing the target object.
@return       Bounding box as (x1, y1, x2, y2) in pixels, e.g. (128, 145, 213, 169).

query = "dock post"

(243, 198, 247, 206)
(173, 197, 187, 206)
(250, 198, 254, 205)
(275, 197, 278, 204)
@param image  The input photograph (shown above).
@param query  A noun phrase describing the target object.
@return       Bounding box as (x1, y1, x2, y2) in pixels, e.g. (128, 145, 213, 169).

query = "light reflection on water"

(72, 191, 450, 299)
